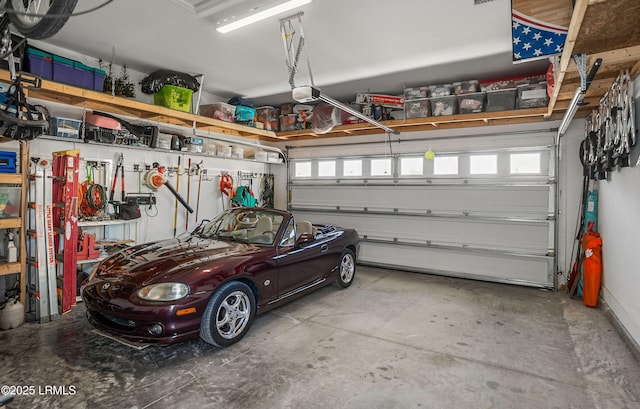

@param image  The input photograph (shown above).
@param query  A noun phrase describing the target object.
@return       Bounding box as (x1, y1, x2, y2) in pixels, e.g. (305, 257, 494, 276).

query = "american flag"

(512, 10, 568, 62)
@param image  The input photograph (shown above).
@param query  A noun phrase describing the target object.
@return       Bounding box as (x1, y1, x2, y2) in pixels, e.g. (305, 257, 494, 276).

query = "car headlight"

(137, 283, 190, 301)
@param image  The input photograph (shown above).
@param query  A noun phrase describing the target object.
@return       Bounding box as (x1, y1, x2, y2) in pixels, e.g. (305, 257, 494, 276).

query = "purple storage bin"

(25, 48, 53, 80)
(73, 62, 93, 89)
(52, 55, 78, 86)
(93, 68, 106, 92)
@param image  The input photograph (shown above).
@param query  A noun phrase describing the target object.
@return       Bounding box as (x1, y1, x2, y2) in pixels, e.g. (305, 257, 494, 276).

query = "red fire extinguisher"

(581, 221, 602, 308)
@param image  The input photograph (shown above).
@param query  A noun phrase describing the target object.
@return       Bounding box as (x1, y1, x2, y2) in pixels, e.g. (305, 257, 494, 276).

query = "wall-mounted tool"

(144, 166, 193, 214)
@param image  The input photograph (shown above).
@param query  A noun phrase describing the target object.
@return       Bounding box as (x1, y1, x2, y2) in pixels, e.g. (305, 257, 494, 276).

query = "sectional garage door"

(287, 131, 556, 288)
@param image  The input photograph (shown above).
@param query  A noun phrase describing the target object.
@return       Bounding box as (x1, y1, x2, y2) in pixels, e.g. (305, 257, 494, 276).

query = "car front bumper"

(82, 280, 211, 345)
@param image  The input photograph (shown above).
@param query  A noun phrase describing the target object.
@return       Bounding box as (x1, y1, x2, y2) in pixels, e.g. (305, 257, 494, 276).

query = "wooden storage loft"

(549, 0, 640, 118)
(1, 0, 637, 142)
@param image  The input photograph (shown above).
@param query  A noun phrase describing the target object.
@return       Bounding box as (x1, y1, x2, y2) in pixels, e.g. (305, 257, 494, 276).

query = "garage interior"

(1, 0, 640, 408)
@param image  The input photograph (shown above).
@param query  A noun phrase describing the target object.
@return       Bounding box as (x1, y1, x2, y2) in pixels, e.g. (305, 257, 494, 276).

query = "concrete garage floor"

(2, 266, 640, 409)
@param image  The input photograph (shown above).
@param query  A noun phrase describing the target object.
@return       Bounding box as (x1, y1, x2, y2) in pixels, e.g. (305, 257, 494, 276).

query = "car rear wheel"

(334, 249, 356, 288)
(200, 281, 255, 347)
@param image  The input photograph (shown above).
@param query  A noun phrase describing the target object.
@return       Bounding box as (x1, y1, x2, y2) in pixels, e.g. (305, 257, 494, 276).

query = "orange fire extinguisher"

(581, 221, 602, 308)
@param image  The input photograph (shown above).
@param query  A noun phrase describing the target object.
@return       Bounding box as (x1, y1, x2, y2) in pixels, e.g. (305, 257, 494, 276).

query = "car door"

(275, 218, 332, 297)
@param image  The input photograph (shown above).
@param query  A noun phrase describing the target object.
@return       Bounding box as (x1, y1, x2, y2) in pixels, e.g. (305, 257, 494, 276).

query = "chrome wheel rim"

(10, 0, 51, 28)
(216, 290, 250, 340)
(340, 253, 355, 283)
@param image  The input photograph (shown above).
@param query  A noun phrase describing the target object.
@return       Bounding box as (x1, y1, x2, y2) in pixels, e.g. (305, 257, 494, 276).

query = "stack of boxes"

(404, 87, 430, 119)
(429, 84, 457, 116)
(454, 80, 485, 114)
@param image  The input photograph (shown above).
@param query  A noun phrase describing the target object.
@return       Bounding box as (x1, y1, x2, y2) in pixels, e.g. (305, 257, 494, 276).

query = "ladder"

(52, 150, 80, 314)
(26, 158, 59, 322)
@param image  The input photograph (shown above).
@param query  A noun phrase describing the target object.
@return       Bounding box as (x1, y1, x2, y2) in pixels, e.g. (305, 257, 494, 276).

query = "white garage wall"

(28, 137, 274, 243)
(593, 76, 640, 348)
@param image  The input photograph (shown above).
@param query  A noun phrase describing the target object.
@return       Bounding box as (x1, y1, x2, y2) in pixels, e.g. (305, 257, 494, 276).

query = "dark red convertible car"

(81, 207, 359, 347)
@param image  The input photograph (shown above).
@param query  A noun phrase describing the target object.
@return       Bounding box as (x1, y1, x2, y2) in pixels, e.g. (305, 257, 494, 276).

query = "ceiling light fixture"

(216, 0, 311, 33)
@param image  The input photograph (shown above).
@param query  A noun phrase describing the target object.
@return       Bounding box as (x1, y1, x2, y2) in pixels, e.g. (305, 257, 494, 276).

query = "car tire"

(200, 281, 256, 347)
(334, 249, 356, 288)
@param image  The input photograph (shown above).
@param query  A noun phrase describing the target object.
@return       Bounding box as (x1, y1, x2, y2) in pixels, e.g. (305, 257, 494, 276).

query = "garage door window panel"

(510, 153, 541, 174)
(433, 156, 459, 176)
(470, 154, 497, 175)
(318, 160, 336, 177)
(295, 161, 312, 178)
(370, 158, 392, 177)
(343, 160, 362, 177)
(400, 157, 423, 176)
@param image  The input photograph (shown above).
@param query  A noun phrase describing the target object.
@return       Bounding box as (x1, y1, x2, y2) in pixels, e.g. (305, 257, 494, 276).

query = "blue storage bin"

(25, 47, 53, 80)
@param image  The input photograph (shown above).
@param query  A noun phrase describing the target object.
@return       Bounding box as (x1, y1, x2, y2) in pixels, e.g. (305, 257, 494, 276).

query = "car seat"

(249, 216, 273, 239)
(295, 221, 313, 239)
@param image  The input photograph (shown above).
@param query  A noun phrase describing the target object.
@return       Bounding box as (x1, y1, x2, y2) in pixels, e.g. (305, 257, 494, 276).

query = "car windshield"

(197, 208, 284, 245)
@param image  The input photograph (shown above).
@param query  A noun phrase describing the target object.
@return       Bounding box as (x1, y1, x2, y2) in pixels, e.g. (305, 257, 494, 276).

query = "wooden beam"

(567, 45, 640, 70)
(547, 0, 590, 117)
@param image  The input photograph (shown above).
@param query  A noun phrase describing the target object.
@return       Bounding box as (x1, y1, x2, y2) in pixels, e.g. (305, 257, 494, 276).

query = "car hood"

(94, 237, 261, 286)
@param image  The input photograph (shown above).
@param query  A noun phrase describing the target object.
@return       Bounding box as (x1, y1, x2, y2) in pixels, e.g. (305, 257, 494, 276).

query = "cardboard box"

(355, 92, 404, 107)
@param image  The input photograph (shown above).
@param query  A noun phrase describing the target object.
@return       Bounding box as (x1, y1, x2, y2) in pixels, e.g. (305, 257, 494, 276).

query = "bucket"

(0, 299, 25, 330)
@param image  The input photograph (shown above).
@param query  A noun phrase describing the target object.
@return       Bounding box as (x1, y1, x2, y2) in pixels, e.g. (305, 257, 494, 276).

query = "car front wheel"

(200, 281, 256, 347)
(334, 249, 356, 288)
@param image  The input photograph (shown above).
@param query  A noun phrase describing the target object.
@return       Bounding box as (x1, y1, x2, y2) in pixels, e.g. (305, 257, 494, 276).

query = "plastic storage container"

(231, 146, 244, 159)
(92, 67, 106, 92)
(184, 136, 204, 153)
(0, 299, 25, 329)
(217, 146, 232, 158)
(234, 105, 256, 126)
(453, 80, 479, 95)
(279, 114, 297, 131)
(0, 186, 20, 217)
(517, 82, 548, 109)
(428, 84, 453, 97)
(24, 47, 53, 79)
(0, 151, 16, 173)
(200, 102, 235, 122)
(267, 152, 282, 163)
(457, 92, 485, 114)
(254, 151, 268, 162)
(404, 86, 429, 100)
(256, 106, 279, 131)
(153, 85, 193, 113)
(51, 117, 82, 138)
(430, 95, 458, 116)
(485, 88, 516, 112)
(405, 98, 431, 119)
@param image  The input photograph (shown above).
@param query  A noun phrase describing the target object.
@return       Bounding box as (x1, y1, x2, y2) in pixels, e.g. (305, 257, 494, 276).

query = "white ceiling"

(36, 0, 551, 106)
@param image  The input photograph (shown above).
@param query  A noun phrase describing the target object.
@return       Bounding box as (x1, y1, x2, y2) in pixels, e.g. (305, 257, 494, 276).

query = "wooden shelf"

(0, 261, 21, 276)
(0, 70, 566, 142)
(0, 173, 23, 184)
(0, 70, 279, 141)
(0, 218, 21, 229)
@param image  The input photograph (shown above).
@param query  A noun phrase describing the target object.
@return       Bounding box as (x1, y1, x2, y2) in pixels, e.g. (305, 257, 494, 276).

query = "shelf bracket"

(573, 52, 588, 91)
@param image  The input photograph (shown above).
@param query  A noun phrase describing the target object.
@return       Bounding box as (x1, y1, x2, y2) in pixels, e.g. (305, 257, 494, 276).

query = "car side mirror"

(294, 233, 315, 247)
